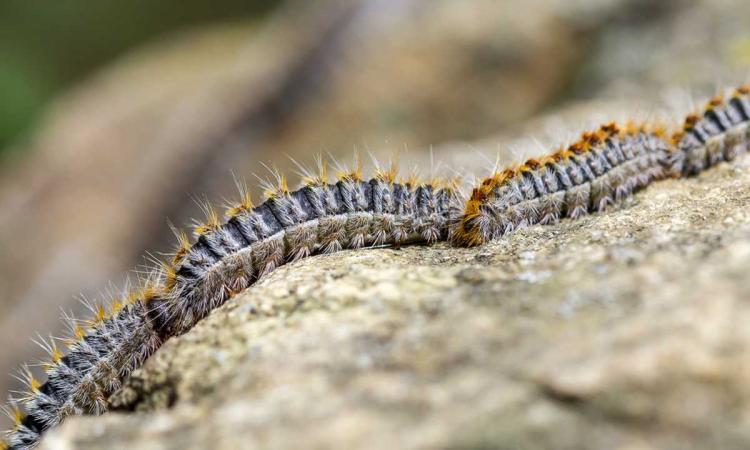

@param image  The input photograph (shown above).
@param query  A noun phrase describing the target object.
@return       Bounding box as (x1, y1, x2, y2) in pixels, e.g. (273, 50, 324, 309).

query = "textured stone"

(42, 158, 750, 449)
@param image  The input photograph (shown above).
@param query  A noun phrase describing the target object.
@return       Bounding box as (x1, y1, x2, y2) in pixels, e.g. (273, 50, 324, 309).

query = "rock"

(42, 159, 750, 449)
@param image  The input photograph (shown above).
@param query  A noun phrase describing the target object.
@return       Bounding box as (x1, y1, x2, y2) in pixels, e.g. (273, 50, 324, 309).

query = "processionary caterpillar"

(2, 83, 749, 449)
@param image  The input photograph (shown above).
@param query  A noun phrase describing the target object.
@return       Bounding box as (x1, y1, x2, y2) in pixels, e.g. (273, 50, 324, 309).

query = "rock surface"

(42, 159, 750, 449)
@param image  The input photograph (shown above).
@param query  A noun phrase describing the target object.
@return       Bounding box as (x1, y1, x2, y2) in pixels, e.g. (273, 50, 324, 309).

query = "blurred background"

(0, 0, 749, 425)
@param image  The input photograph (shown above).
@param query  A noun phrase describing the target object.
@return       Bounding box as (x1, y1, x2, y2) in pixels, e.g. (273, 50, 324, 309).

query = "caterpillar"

(452, 122, 671, 246)
(1, 157, 465, 450)
(2, 83, 749, 449)
(453, 84, 750, 246)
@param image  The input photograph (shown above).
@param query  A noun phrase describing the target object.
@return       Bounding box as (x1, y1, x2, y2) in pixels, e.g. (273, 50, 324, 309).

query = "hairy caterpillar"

(451, 123, 673, 246)
(453, 84, 750, 246)
(670, 85, 750, 176)
(1, 157, 465, 450)
(2, 83, 749, 449)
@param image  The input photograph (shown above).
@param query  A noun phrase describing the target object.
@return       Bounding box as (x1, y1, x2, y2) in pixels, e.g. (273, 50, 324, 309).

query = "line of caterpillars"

(2, 83, 749, 449)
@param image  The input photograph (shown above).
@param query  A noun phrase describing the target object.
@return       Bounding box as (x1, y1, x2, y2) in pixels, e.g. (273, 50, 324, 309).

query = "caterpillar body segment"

(452, 123, 673, 246)
(150, 175, 465, 337)
(671, 85, 750, 176)
(5, 298, 162, 450)
(452, 84, 750, 248)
